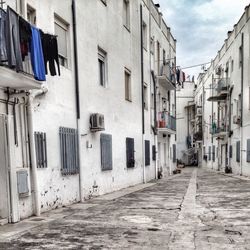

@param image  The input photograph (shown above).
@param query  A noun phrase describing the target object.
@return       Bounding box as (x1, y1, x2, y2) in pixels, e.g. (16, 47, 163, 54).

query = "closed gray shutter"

(212, 146, 215, 162)
(145, 140, 150, 166)
(229, 145, 233, 158)
(152, 145, 156, 161)
(173, 144, 176, 163)
(126, 138, 135, 168)
(100, 134, 113, 171)
(247, 139, 250, 162)
(236, 141, 240, 163)
(208, 146, 211, 161)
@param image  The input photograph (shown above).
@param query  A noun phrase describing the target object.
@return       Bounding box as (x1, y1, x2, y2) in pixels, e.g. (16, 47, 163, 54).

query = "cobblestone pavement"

(1, 167, 250, 249)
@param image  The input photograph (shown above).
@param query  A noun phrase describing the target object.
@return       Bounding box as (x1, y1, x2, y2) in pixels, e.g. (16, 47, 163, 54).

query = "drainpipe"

(151, 71, 158, 179)
(72, 0, 83, 200)
(240, 33, 244, 175)
(27, 87, 48, 216)
(211, 74, 214, 170)
(140, 4, 146, 183)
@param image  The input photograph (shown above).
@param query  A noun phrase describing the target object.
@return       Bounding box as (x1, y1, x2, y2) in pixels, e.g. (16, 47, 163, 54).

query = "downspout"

(72, 0, 83, 200)
(240, 33, 244, 175)
(27, 87, 48, 216)
(211, 74, 214, 170)
(151, 71, 158, 179)
(140, 4, 146, 183)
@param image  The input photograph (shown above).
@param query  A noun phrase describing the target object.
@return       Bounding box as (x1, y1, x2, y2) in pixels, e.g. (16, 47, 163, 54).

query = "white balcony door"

(0, 114, 10, 223)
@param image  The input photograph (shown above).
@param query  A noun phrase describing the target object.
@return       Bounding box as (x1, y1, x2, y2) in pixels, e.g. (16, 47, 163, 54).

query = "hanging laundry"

(30, 26, 46, 81)
(192, 76, 195, 82)
(176, 68, 180, 84)
(6, 7, 23, 71)
(40, 31, 60, 76)
(0, 8, 7, 62)
(19, 16, 32, 61)
(179, 69, 183, 83)
(182, 71, 186, 82)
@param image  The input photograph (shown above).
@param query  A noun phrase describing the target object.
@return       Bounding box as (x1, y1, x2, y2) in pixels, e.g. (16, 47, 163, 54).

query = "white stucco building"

(0, 0, 176, 224)
(178, 4, 250, 177)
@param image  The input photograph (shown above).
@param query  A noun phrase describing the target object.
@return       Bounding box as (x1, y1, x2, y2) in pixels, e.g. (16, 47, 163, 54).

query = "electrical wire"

(181, 61, 211, 70)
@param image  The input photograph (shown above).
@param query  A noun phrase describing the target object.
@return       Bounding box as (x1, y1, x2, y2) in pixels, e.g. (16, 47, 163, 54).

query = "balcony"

(207, 78, 230, 102)
(193, 131, 203, 142)
(157, 111, 176, 134)
(157, 63, 176, 91)
(210, 124, 229, 139)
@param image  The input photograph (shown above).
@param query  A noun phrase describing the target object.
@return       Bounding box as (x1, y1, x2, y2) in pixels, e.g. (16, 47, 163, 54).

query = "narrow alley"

(1, 167, 250, 250)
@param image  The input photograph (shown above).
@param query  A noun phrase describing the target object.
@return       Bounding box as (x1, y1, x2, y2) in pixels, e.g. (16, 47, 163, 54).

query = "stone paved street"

(1, 167, 250, 249)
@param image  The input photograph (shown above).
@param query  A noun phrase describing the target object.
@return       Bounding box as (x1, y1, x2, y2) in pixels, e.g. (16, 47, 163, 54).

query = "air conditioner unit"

(233, 115, 241, 125)
(90, 113, 105, 132)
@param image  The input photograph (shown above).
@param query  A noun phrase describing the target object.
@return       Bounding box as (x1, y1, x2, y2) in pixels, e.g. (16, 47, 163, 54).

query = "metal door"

(0, 114, 10, 223)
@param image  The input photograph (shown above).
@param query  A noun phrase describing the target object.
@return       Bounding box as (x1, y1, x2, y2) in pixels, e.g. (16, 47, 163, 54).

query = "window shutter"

(173, 144, 176, 163)
(236, 141, 240, 163)
(100, 134, 113, 171)
(208, 146, 211, 161)
(152, 145, 156, 161)
(229, 145, 233, 159)
(212, 146, 215, 162)
(126, 138, 135, 168)
(247, 139, 250, 162)
(145, 140, 150, 166)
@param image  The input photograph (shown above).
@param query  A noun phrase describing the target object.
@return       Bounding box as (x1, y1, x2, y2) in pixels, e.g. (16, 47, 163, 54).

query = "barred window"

(59, 127, 79, 175)
(34, 132, 47, 168)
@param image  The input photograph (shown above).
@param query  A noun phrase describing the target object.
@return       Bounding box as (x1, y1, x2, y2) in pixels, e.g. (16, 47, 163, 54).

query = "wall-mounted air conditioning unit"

(90, 113, 105, 132)
(233, 115, 241, 125)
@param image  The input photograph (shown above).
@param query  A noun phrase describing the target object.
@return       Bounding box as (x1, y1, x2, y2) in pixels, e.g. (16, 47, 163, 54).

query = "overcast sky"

(157, 0, 250, 79)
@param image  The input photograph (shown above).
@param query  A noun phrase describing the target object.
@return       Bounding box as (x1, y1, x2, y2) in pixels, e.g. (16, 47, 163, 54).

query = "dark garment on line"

(19, 16, 32, 61)
(5, 7, 23, 71)
(30, 26, 46, 81)
(40, 31, 60, 76)
(0, 8, 7, 62)
(176, 69, 180, 84)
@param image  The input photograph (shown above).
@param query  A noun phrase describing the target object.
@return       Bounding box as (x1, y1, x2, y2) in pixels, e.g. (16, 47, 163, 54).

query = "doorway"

(0, 114, 10, 224)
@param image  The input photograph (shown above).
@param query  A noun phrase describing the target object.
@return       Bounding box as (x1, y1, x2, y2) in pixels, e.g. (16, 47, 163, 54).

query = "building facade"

(177, 5, 250, 177)
(0, 0, 176, 224)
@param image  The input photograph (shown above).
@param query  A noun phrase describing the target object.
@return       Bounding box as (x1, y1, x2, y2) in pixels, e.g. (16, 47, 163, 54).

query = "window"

(238, 94, 242, 117)
(142, 22, 147, 49)
(59, 127, 79, 175)
(144, 83, 148, 110)
(239, 45, 243, 68)
(100, 134, 113, 171)
(123, 0, 130, 30)
(231, 59, 234, 72)
(247, 139, 250, 162)
(208, 146, 211, 161)
(173, 144, 176, 163)
(27, 4, 36, 25)
(145, 140, 150, 166)
(55, 15, 69, 68)
(125, 68, 132, 101)
(98, 47, 107, 87)
(163, 49, 166, 64)
(229, 145, 233, 159)
(152, 145, 156, 161)
(34, 132, 47, 168)
(126, 138, 135, 168)
(236, 141, 240, 163)
(249, 87, 250, 110)
(212, 145, 215, 162)
(150, 37, 154, 54)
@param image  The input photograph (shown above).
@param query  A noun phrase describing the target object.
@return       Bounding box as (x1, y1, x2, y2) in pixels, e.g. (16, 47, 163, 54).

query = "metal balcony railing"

(160, 63, 176, 85)
(157, 111, 176, 131)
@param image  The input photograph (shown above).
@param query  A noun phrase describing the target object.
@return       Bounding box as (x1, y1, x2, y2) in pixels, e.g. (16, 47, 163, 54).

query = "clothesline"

(180, 62, 211, 70)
